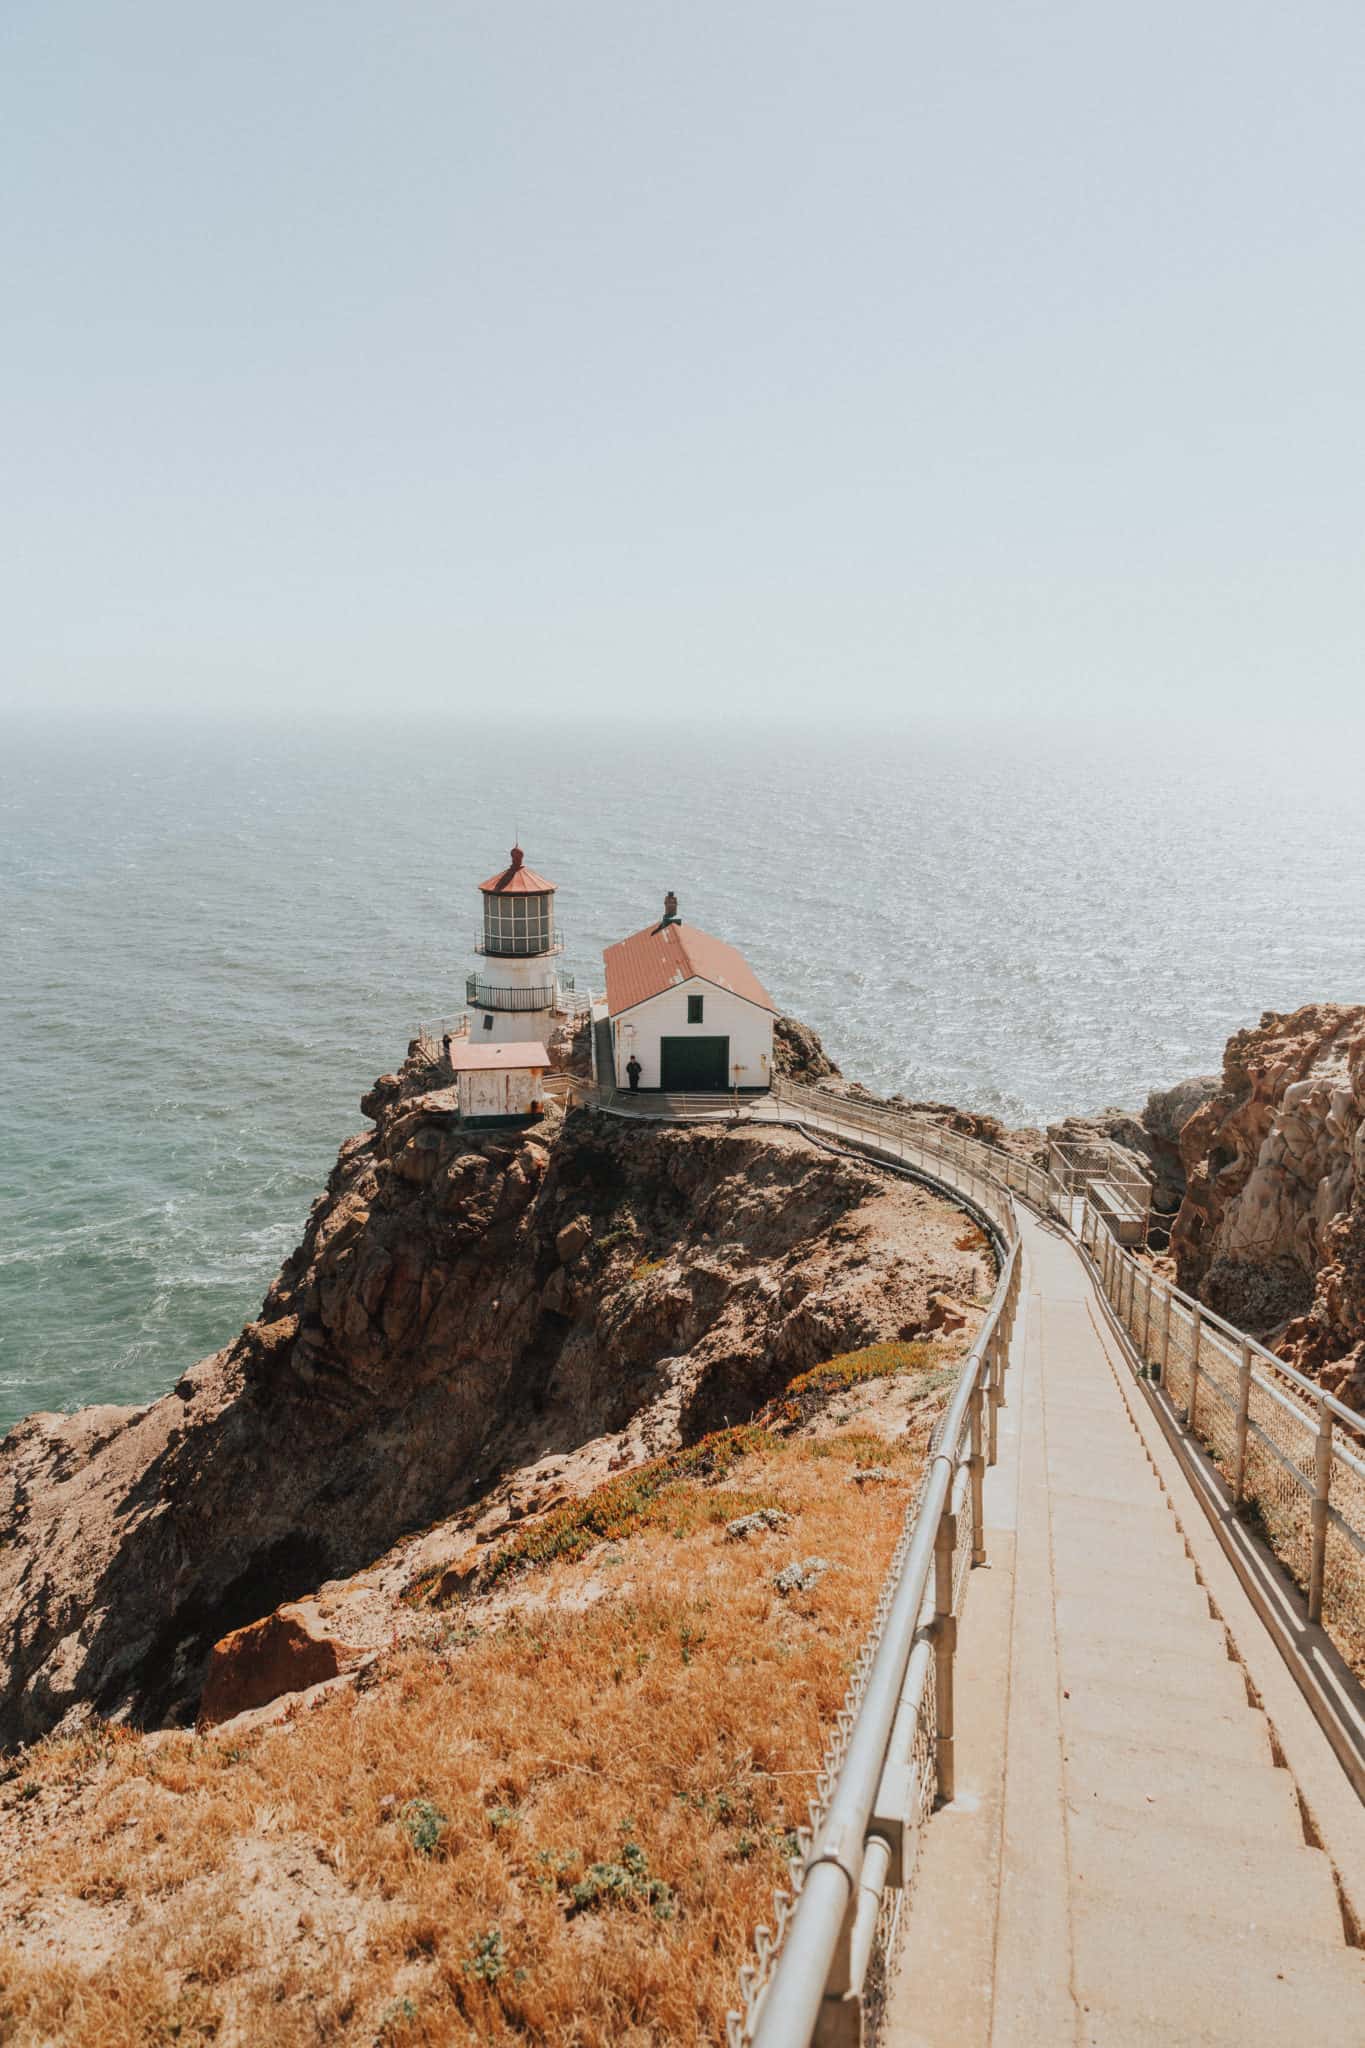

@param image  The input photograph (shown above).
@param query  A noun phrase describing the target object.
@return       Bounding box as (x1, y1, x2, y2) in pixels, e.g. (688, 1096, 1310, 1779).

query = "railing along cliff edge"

(720, 1077, 1365, 2047)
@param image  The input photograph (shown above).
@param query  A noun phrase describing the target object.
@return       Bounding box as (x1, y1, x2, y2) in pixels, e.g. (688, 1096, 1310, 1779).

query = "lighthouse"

(467, 844, 563, 1044)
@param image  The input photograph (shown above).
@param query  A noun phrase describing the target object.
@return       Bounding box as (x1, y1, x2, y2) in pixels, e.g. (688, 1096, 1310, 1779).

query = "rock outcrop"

(1170, 1005, 1365, 1405)
(773, 1014, 840, 1083)
(0, 1051, 986, 1747)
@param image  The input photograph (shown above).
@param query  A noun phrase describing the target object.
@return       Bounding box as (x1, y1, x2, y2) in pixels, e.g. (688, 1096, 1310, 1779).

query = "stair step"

(1050, 1476, 1175, 1509)
(1052, 1565, 1212, 1626)
(1054, 1598, 1225, 1658)
(1059, 1637, 1251, 1716)
(1049, 1492, 1181, 1531)
(1063, 1731, 1303, 1839)
(1046, 1443, 1152, 1472)
(1045, 1396, 1128, 1420)
(1073, 1896, 1365, 2044)
(1048, 1527, 1190, 1576)
(1061, 1689, 1271, 1765)
(1068, 1802, 1344, 1939)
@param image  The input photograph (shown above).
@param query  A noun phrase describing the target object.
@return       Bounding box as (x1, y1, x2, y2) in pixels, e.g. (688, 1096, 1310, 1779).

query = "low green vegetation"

(467, 1425, 778, 1590)
(765, 1339, 954, 1426)
(399, 1797, 447, 1857)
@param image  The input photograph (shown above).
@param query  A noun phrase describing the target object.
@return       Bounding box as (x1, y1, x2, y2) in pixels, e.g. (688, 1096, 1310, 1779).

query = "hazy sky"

(4, 4, 1363, 727)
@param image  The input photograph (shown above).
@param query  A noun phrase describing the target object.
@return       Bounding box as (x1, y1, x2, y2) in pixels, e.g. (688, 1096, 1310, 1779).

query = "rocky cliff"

(0, 1048, 987, 1748)
(1169, 1004, 1365, 1405)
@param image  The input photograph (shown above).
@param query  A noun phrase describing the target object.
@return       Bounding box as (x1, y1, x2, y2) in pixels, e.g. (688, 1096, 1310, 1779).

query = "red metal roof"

(479, 844, 556, 895)
(447, 1039, 551, 1071)
(603, 921, 776, 1017)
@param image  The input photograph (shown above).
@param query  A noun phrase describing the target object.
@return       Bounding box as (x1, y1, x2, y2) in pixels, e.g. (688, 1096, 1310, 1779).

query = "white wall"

(457, 1067, 545, 1119)
(612, 980, 773, 1090)
(467, 947, 558, 1046)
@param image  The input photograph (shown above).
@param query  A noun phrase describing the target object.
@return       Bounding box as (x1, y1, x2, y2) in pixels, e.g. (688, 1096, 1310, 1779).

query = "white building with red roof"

(467, 844, 565, 1046)
(446, 1038, 551, 1124)
(598, 894, 777, 1094)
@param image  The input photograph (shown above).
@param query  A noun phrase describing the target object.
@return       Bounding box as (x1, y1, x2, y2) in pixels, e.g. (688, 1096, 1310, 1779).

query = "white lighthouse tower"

(467, 844, 563, 1045)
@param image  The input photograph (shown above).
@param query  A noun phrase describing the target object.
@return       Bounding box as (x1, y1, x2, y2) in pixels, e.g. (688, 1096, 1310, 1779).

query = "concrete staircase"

(885, 1214, 1364, 2048)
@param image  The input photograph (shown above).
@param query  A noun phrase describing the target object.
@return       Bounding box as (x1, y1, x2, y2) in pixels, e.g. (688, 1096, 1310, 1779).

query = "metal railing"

(1047, 1139, 1151, 1236)
(717, 1081, 1024, 2046)
(722, 1077, 1365, 2045)
(412, 1014, 469, 1063)
(1076, 1199, 1365, 1672)
(563, 1080, 768, 1120)
(774, 1079, 1365, 1662)
(466, 977, 558, 1012)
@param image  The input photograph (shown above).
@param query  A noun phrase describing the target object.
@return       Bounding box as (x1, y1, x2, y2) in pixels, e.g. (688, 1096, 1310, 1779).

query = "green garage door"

(660, 1035, 730, 1091)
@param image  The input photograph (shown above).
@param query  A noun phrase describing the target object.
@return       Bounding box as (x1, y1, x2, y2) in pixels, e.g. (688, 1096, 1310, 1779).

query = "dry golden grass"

(0, 1353, 955, 2047)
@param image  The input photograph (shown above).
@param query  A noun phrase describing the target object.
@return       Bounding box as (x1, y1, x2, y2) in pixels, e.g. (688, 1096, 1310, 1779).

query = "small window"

(687, 994, 704, 1023)
(482, 1013, 494, 1031)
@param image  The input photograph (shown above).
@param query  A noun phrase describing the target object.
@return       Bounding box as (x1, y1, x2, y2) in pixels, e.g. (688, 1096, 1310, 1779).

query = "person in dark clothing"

(626, 1055, 642, 1091)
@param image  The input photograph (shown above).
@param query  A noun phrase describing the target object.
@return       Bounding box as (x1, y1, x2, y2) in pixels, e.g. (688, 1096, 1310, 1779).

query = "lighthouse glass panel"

(484, 891, 553, 956)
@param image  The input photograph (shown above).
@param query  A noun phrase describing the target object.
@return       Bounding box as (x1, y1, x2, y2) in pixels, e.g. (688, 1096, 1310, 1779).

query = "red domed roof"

(479, 845, 556, 894)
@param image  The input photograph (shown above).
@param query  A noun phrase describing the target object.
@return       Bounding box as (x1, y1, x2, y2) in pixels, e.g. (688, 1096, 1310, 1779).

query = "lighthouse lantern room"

(468, 845, 563, 1044)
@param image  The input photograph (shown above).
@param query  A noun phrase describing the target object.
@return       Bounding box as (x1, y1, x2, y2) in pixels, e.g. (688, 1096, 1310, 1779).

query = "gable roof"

(447, 1040, 551, 1072)
(603, 920, 776, 1018)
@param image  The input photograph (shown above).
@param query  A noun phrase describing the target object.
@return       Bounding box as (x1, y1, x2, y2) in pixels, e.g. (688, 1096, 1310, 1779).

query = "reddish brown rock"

(0, 1044, 988, 1746)
(926, 1291, 969, 1335)
(1170, 1005, 1365, 1404)
(198, 1598, 377, 1727)
(772, 1014, 841, 1083)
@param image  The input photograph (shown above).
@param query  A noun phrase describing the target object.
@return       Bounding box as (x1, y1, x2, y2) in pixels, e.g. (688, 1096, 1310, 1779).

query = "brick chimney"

(663, 891, 678, 924)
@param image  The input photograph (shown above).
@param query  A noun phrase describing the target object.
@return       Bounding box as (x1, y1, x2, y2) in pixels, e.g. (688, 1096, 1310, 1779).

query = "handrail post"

(1140, 1266, 1154, 1361)
(987, 1329, 1002, 1466)
(1188, 1308, 1203, 1431)
(1309, 1399, 1333, 1624)
(933, 1507, 958, 1805)
(969, 1376, 987, 1566)
(1232, 1338, 1253, 1504)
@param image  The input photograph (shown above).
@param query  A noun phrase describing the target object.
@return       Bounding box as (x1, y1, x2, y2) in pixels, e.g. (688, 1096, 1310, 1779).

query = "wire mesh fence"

(1079, 1208, 1365, 1681)
(729, 1077, 1365, 2047)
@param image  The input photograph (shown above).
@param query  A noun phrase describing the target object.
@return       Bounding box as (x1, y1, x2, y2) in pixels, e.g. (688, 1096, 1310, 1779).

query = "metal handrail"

(776, 1080, 1365, 1441)
(728, 1076, 1365, 2045)
(721, 1081, 1024, 2044)
(554, 1074, 1364, 2036)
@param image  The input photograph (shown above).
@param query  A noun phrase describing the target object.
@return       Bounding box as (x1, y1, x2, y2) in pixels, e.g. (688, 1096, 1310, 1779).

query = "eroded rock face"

(1170, 1005, 1365, 1405)
(0, 1052, 983, 1746)
(773, 1015, 841, 1083)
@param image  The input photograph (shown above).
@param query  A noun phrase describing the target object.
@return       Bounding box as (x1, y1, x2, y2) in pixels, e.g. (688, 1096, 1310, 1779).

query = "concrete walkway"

(884, 1209, 1365, 2047)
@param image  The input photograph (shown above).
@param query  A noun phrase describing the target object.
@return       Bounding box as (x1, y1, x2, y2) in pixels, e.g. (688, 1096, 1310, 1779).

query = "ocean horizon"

(3, 709, 1362, 1434)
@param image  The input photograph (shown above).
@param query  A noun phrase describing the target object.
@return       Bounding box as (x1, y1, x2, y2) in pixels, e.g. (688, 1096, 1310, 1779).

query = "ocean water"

(2, 713, 1362, 1434)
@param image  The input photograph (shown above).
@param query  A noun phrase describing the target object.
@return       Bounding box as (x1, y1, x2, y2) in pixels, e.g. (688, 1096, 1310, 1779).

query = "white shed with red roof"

(600, 894, 776, 1094)
(446, 1039, 551, 1123)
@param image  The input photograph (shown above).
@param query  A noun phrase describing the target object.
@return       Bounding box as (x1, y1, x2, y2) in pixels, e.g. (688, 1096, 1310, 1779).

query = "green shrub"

(399, 1797, 447, 1856)
(568, 1840, 675, 1921)
(465, 1928, 507, 1983)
